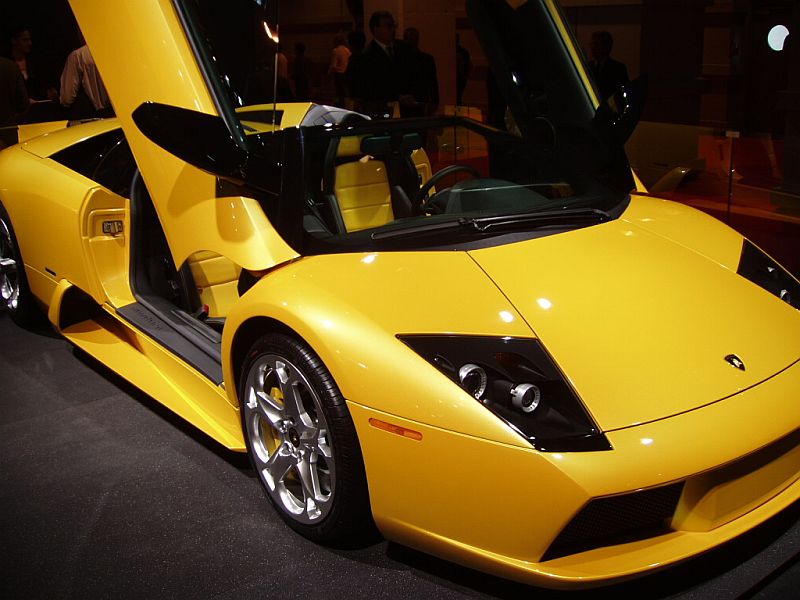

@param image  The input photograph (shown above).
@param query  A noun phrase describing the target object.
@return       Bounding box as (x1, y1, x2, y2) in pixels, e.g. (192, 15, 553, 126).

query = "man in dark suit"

(403, 27, 439, 117)
(589, 30, 629, 101)
(349, 10, 414, 118)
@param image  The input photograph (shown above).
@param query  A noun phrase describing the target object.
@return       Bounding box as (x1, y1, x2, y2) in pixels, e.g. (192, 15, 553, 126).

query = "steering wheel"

(417, 164, 480, 208)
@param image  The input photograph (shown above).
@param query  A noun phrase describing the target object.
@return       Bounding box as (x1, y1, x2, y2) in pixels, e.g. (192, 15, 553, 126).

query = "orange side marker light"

(369, 418, 423, 441)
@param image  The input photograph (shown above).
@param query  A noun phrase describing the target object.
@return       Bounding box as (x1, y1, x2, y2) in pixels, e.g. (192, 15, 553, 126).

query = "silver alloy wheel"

(243, 353, 335, 524)
(0, 218, 19, 311)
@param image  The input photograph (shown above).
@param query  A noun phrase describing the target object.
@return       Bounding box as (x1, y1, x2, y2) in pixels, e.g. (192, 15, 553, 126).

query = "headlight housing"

(399, 335, 611, 452)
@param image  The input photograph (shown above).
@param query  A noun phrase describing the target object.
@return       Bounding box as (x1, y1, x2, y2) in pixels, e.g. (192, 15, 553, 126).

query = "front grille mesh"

(542, 482, 684, 561)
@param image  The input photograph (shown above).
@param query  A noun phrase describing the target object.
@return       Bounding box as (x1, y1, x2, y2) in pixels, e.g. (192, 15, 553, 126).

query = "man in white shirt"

(60, 44, 112, 120)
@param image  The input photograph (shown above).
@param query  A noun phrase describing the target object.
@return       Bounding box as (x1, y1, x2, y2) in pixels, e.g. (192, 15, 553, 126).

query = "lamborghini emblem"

(725, 354, 746, 371)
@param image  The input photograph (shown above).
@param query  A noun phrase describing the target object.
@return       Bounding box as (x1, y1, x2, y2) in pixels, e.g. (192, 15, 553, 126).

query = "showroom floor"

(1, 312, 798, 600)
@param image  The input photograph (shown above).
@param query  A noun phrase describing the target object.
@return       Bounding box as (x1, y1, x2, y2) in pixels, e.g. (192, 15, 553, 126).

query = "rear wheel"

(240, 333, 374, 543)
(0, 203, 41, 327)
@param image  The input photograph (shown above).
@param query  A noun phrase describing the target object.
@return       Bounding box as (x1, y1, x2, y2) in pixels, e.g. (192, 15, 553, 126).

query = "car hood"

(468, 202, 800, 432)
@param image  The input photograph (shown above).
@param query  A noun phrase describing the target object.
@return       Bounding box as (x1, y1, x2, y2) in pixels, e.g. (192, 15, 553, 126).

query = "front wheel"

(240, 333, 374, 544)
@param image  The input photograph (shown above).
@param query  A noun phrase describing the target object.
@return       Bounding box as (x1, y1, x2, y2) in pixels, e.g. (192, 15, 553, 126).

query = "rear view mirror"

(132, 102, 248, 181)
(360, 133, 423, 156)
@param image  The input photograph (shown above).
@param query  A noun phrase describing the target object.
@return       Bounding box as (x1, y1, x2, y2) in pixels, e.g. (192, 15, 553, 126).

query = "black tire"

(239, 332, 376, 544)
(0, 202, 43, 327)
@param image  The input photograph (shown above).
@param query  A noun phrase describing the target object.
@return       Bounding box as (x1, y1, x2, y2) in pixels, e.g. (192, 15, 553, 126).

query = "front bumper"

(348, 358, 800, 589)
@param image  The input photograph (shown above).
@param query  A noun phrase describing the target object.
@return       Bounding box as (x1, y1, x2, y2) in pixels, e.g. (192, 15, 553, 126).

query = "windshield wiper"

(371, 207, 610, 241)
(462, 207, 610, 232)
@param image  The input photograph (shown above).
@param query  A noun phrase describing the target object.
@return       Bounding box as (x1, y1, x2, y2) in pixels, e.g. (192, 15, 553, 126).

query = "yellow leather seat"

(333, 138, 432, 233)
(186, 250, 241, 318)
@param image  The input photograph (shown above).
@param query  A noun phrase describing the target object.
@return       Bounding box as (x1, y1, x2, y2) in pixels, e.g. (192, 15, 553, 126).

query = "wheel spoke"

(281, 377, 306, 418)
(296, 457, 326, 505)
(252, 389, 284, 426)
(316, 429, 333, 459)
(262, 444, 296, 490)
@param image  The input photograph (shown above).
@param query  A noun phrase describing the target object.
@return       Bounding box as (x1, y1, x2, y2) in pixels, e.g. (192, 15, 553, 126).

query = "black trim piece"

(117, 301, 223, 385)
(59, 285, 104, 330)
(172, 0, 248, 152)
(398, 335, 611, 452)
(542, 482, 684, 561)
(45, 267, 56, 276)
(49, 128, 125, 178)
(737, 240, 800, 310)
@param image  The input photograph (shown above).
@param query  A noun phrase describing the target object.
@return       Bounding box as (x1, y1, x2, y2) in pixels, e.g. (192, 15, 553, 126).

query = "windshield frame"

(249, 114, 631, 255)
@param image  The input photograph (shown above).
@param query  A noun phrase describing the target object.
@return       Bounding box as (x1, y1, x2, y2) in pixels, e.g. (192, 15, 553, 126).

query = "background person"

(328, 33, 350, 107)
(292, 41, 312, 101)
(0, 56, 28, 148)
(589, 30, 628, 100)
(403, 27, 439, 117)
(349, 10, 413, 117)
(59, 39, 112, 119)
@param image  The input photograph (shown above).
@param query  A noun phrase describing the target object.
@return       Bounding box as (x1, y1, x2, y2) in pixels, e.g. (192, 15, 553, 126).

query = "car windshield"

(183, 0, 634, 252)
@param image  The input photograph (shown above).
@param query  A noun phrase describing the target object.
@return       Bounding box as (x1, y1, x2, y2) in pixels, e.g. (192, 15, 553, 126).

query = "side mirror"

(132, 102, 248, 181)
(595, 75, 648, 146)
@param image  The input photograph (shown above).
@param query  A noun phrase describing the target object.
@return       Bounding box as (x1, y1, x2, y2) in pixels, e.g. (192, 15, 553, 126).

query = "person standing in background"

(589, 30, 628, 100)
(329, 33, 351, 107)
(350, 11, 413, 118)
(275, 45, 288, 80)
(292, 42, 312, 101)
(455, 33, 471, 106)
(10, 27, 33, 98)
(344, 30, 366, 109)
(0, 57, 28, 149)
(60, 39, 113, 120)
(403, 27, 439, 117)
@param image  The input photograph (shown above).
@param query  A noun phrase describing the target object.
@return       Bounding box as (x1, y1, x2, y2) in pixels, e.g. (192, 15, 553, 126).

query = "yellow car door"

(68, 0, 297, 272)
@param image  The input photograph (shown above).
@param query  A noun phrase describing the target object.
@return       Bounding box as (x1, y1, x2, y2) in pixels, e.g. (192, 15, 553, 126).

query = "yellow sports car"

(1, 0, 798, 589)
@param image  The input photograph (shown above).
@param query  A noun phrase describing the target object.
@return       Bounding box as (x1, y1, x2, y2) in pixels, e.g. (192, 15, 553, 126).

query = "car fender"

(222, 252, 534, 448)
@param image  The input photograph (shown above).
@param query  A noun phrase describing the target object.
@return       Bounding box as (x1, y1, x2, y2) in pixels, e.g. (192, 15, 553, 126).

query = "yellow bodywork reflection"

(69, 0, 297, 274)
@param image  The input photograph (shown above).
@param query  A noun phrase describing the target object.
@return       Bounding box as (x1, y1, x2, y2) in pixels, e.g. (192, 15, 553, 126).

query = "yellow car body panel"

(0, 145, 101, 304)
(68, 0, 298, 274)
(469, 197, 800, 431)
(238, 103, 314, 132)
(17, 120, 71, 144)
(223, 251, 533, 447)
(64, 307, 244, 449)
(6, 115, 297, 305)
(19, 117, 119, 158)
(79, 188, 133, 307)
(352, 358, 800, 588)
(623, 193, 744, 270)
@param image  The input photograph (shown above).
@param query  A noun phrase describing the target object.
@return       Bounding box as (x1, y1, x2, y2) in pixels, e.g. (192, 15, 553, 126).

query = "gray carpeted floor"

(1, 311, 798, 599)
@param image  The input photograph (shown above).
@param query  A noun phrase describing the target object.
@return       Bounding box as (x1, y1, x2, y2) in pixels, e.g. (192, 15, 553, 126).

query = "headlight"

(738, 240, 799, 309)
(398, 335, 611, 452)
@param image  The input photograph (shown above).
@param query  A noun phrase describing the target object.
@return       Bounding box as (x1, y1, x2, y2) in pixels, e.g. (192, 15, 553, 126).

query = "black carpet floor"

(1, 311, 799, 599)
